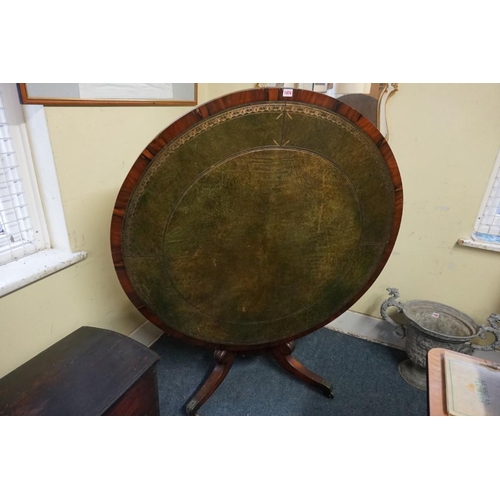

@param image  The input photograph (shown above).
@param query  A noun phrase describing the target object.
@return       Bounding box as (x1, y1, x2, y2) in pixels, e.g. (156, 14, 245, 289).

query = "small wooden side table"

(0, 326, 160, 416)
(427, 347, 500, 416)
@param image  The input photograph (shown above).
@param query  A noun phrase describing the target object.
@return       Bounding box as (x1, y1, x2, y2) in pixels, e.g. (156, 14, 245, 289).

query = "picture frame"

(17, 83, 198, 106)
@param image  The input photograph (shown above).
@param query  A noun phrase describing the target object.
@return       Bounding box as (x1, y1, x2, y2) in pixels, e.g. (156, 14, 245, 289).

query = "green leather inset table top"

(112, 89, 402, 350)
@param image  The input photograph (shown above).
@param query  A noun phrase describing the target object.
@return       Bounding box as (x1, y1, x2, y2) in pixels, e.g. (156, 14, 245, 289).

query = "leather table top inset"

(112, 89, 402, 350)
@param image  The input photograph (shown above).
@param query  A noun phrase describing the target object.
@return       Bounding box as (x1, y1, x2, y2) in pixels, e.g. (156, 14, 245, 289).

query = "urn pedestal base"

(398, 359, 427, 391)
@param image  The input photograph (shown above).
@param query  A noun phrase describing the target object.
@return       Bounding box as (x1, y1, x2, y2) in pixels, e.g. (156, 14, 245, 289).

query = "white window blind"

(0, 86, 46, 265)
(472, 148, 500, 244)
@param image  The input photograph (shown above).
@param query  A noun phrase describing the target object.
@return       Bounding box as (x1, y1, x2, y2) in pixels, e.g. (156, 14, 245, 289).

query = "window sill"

(457, 238, 500, 253)
(0, 249, 88, 298)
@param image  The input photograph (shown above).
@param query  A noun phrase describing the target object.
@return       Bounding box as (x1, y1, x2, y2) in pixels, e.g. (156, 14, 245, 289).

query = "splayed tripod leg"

(185, 350, 236, 416)
(271, 341, 334, 398)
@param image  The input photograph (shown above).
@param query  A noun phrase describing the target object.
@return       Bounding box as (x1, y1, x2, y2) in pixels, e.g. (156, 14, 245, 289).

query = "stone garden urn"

(380, 288, 500, 390)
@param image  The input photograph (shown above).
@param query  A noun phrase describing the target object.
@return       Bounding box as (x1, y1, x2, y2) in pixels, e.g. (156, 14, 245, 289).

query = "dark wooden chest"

(0, 326, 160, 416)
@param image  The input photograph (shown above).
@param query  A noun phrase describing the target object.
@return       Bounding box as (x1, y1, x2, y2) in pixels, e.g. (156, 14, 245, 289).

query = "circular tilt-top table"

(111, 88, 403, 415)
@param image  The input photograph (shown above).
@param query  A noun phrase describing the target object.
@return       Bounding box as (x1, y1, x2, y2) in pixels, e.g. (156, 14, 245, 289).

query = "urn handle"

(380, 287, 406, 339)
(472, 313, 500, 351)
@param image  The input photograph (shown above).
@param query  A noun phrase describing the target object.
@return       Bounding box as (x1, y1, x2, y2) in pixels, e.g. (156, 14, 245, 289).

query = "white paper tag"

(432, 312, 440, 318)
(283, 89, 293, 97)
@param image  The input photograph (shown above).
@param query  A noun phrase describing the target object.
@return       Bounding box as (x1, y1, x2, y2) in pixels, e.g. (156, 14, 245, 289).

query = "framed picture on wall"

(17, 83, 198, 106)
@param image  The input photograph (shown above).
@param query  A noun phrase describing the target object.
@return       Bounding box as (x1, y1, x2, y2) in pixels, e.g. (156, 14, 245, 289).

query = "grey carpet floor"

(151, 327, 428, 416)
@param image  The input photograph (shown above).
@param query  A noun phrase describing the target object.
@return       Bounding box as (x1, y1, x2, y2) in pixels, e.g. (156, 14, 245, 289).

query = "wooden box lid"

(0, 326, 159, 416)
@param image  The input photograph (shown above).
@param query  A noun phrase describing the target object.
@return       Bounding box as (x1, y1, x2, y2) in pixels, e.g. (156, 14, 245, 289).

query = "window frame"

(0, 83, 50, 264)
(472, 147, 500, 243)
(0, 83, 87, 297)
(458, 146, 500, 253)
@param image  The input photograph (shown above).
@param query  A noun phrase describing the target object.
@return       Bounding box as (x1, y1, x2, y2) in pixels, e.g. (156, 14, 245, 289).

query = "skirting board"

(326, 311, 406, 350)
(129, 321, 164, 347)
(129, 310, 406, 351)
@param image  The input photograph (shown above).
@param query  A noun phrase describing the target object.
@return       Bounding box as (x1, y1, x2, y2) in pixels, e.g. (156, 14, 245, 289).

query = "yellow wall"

(351, 84, 500, 323)
(1, 83, 499, 378)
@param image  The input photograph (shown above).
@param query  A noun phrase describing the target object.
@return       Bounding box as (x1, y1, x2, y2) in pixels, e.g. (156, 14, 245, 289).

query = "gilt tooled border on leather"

(122, 102, 388, 256)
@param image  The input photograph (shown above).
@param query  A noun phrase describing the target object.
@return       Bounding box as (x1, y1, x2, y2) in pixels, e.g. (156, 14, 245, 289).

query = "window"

(0, 83, 87, 297)
(0, 83, 48, 265)
(459, 147, 500, 252)
(472, 148, 500, 244)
